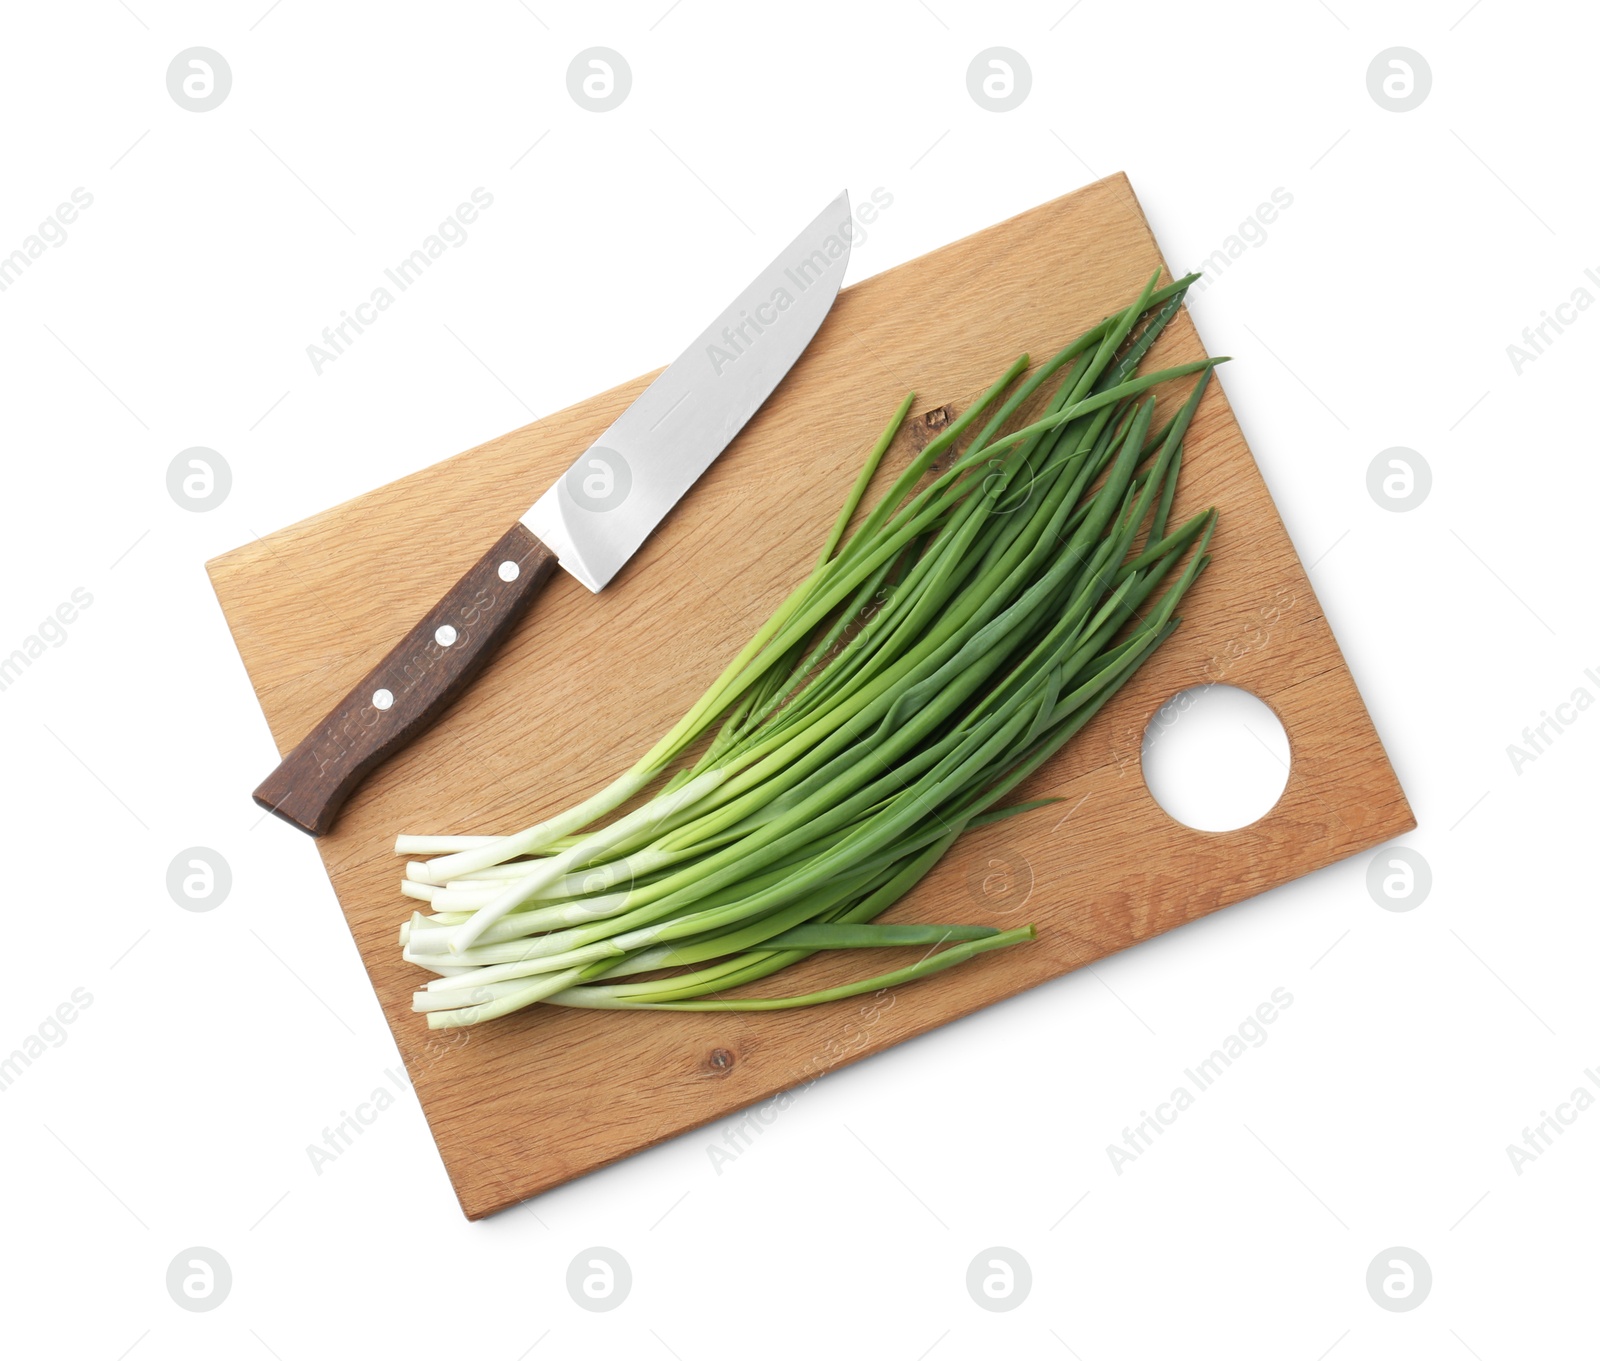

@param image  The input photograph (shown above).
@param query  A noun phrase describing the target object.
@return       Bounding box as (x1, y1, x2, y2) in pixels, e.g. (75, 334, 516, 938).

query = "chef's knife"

(253, 191, 855, 836)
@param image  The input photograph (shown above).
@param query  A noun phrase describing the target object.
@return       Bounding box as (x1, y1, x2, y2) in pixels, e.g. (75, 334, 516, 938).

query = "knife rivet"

(498, 560, 520, 582)
(434, 624, 458, 647)
(372, 688, 394, 711)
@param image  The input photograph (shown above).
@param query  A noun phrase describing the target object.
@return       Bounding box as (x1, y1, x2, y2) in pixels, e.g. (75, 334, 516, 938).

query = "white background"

(2, 1, 1595, 1357)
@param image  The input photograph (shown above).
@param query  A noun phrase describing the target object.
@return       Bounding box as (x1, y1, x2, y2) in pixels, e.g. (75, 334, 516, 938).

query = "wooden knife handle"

(252, 522, 559, 836)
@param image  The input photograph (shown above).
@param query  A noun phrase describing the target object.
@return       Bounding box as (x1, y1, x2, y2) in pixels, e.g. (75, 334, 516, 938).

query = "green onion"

(396, 271, 1222, 1027)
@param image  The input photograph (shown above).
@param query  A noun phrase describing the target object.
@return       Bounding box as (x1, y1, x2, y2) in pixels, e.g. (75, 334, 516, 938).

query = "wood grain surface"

(206, 173, 1413, 1219)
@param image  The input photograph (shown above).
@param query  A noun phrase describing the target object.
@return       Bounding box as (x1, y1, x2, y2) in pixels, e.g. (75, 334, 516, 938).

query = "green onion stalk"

(394, 271, 1224, 1027)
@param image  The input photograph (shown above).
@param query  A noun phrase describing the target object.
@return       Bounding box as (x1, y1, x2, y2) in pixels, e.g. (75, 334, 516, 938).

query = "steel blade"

(522, 190, 854, 591)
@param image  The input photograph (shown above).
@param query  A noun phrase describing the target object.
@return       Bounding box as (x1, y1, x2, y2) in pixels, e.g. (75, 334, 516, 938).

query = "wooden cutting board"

(208, 173, 1413, 1219)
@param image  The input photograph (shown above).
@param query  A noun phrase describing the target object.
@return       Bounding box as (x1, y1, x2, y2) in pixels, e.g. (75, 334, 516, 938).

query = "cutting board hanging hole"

(1140, 685, 1291, 832)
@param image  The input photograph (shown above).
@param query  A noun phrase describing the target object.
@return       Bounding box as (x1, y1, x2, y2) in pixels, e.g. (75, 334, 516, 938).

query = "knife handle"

(252, 523, 559, 837)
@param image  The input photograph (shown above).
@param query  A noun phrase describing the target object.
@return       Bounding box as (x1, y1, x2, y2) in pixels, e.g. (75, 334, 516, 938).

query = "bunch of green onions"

(395, 271, 1223, 1028)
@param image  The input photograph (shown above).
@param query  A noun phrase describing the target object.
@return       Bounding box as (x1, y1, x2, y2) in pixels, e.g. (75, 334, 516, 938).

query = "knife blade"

(525, 190, 855, 591)
(252, 191, 855, 836)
